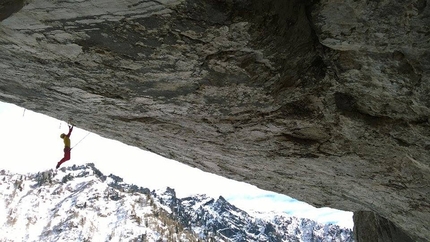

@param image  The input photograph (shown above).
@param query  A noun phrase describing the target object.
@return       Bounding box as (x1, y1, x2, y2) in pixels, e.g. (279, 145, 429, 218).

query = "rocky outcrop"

(353, 211, 414, 242)
(0, 164, 353, 241)
(156, 189, 354, 241)
(0, 0, 26, 22)
(0, 0, 429, 241)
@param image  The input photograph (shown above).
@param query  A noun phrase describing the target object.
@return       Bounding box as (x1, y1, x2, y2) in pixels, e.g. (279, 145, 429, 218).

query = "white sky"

(0, 101, 353, 228)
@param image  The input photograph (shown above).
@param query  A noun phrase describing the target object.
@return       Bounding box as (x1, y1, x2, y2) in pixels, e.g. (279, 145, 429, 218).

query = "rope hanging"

(71, 132, 91, 149)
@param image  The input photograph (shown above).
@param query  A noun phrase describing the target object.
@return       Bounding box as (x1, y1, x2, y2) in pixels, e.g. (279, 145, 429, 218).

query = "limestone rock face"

(0, 0, 429, 241)
(353, 211, 414, 242)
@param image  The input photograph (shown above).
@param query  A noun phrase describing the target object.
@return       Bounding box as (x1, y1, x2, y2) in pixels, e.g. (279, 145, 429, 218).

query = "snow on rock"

(0, 0, 428, 240)
(0, 164, 194, 242)
(154, 184, 354, 242)
(0, 164, 353, 241)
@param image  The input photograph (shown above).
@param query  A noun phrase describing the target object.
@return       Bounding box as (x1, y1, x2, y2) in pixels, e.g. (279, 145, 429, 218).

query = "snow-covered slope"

(0, 164, 353, 241)
(154, 189, 353, 242)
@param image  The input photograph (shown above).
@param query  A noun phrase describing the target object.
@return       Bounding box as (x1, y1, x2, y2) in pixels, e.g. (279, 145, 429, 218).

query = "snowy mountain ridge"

(0, 164, 354, 241)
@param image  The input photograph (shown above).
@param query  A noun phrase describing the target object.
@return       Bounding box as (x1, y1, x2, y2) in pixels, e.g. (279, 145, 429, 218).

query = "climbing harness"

(71, 132, 90, 150)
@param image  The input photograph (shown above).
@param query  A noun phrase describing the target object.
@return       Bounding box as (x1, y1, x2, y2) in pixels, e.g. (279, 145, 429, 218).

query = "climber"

(56, 124, 74, 169)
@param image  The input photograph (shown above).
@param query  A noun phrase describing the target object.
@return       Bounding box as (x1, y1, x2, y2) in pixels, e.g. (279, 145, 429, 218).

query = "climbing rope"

(71, 132, 91, 150)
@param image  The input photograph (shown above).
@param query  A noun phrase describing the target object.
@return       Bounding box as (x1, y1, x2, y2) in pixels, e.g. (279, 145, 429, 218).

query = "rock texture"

(156, 187, 354, 242)
(0, 0, 429, 241)
(353, 211, 414, 242)
(0, 164, 353, 241)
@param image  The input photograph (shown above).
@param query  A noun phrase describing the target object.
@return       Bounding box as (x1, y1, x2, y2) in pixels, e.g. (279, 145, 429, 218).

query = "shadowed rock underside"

(0, 0, 429, 241)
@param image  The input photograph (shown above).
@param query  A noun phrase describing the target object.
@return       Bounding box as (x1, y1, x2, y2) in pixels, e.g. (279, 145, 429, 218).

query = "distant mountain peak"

(0, 163, 354, 241)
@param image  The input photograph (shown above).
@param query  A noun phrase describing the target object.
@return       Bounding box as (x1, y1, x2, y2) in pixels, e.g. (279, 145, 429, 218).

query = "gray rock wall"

(354, 211, 414, 242)
(0, 0, 429, 241)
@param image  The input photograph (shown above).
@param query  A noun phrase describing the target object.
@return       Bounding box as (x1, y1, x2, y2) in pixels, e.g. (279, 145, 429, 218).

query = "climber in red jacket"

(56, 125, 74, 169)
